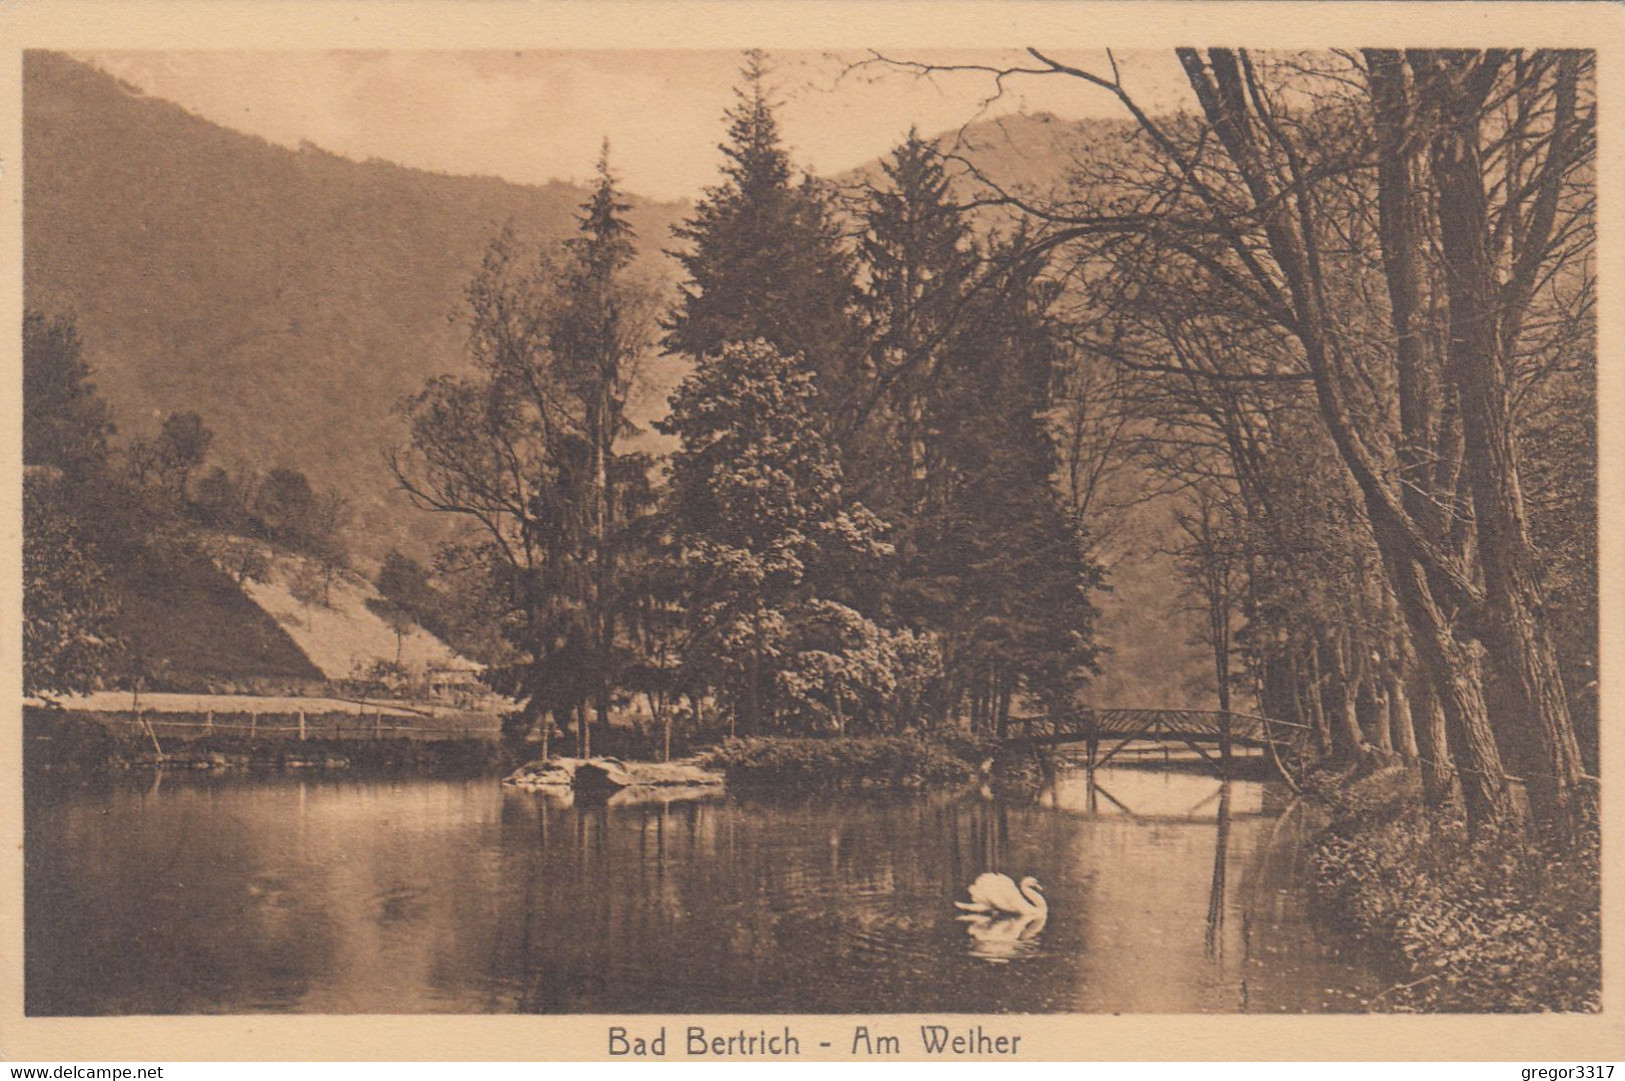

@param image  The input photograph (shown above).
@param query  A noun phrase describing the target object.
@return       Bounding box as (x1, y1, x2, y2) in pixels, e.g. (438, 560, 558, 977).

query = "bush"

(23, 706, 121, 773)
(708, 735, 986, 790)
(22, 706, 502, 777)
(1310, 770, 1600, 1012)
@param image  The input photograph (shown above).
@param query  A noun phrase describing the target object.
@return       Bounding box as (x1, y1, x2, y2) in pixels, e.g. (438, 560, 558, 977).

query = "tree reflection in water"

(1205, 782, 1232, 961)
(28, 771, 1383, 1014)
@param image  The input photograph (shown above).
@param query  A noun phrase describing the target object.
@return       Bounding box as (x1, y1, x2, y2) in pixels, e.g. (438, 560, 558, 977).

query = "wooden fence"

(99, 708, 500, 743)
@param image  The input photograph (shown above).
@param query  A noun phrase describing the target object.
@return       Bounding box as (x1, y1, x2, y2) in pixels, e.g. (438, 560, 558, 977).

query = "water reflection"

(958, 911, 1048, 964)
(26, 767, 1380, 1015)
(1205, 782, 1232, 961)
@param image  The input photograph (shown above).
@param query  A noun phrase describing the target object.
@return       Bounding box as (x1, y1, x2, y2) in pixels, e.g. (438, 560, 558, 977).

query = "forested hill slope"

(23, 51, 688, 559)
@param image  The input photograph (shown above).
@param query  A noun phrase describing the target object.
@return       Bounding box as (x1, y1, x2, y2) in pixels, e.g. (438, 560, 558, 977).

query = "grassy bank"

(1306, 768, 1599, 1012)
(25, 707, 502, 777)
(708, 734, 997, 790)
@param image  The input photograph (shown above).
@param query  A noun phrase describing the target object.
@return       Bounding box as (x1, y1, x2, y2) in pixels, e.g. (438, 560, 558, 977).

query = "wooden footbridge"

(1005, 708, 1315, 785)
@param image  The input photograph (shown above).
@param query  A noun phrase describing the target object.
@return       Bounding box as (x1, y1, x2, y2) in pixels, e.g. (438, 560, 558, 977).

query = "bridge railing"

(1012, 707, 1313, 745)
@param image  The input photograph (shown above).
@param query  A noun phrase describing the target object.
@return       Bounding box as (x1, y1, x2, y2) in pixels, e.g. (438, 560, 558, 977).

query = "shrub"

(708, 735, 984, 790)
(1310, 770, 1600, 1012)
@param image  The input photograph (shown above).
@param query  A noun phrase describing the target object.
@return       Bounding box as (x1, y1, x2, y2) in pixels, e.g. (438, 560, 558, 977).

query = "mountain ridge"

(25, 52, 1130, 561)
(24, 50, 690, 561)
(24, 51, 1208, 704)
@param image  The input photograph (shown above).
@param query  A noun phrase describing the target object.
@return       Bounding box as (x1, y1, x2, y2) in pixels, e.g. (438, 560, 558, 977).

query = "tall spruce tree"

(555, 144, 658, 751)
(853, 129, 981, 561)
(909, 249, 1103, 732)
(394, 148, 655, 757)
(663, 51, 861, 422)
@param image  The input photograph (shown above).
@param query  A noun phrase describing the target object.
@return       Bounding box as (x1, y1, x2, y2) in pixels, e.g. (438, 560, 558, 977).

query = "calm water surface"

(26, 766, 1382, 1014)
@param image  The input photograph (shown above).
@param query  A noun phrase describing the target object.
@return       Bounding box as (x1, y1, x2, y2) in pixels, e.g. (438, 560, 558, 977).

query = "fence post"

(298, 710, 307, 741)
(137, 707, 162, 760)
(249, 712, 257, 739)
(375, 707, 383, 740)
(205, 710, 214, 736)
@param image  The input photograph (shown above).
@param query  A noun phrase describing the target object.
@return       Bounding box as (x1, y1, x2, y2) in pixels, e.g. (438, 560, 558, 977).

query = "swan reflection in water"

(955, 872, 1048, 964)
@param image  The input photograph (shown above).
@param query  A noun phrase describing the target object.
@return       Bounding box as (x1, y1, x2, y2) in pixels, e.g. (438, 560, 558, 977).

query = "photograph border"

(1, 0, 1620, 1061)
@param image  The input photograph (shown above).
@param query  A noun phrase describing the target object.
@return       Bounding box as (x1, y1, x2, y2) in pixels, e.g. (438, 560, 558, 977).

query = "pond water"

(25, 765, 1384, 1015)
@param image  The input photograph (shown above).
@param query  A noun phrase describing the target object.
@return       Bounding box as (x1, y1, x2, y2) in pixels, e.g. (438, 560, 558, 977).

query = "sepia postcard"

(1, 0, 1621, 1063)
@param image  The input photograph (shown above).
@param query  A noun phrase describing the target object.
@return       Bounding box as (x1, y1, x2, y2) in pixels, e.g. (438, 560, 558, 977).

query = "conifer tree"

(555, 143, 658, 749)
(394, 148, 656, 756)
(853, 129, 982, 575)
(908, 249, 1103, 732)
(663, 51, 861, 421)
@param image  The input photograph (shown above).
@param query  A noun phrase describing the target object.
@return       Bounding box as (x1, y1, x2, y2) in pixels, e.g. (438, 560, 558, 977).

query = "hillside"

(23, 51, 689, 561)
(107, 545, 325, 689)
(25, 54, 1211, 710)
(25, 54, 1116, 568)
(100, 528, 488, 693)
(234, 549, 468, 683)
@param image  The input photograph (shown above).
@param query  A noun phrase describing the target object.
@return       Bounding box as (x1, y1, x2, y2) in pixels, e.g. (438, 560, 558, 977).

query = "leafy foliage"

(23, 476, 122, 698)
(658, 339, 918, 732)
(24, 309, 114, 479)
(710, 735, 982, 790)
(1311, 771, 1599, 1012)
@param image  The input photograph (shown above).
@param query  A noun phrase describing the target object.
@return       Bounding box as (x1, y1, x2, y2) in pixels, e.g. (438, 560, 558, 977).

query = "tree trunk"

(1393, 551, 1515, 830)
(1212, 588, 1232, 763)
(1429, 73, 1592, 839)
(1386, 664, 1419, 760)
(994, 671, 1011, 740)
(1364, 53, 1507, 829)
(744, 604, 763, 737)
(1408, 674, 1458, 813)
(1358, 676, 1393, 755)
(1303, 643, 1330, 756)
(1321, 635, 1367, 763)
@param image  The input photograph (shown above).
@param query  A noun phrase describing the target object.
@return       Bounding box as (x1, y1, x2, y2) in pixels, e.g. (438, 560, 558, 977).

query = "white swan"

(955, 872, 1048, 917)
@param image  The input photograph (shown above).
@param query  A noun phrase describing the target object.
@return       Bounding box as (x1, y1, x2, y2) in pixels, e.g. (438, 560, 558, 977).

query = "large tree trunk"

(1428, 57, 1593, 840)
(1358, 677, 1393, 755)
(1365, 51, 1507, 830)
(1385, 546, 1516, 831)
(1381, 593, 1421, 761)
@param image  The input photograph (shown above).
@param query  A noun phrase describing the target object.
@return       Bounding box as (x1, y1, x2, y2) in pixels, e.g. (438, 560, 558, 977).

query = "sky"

(75, 49, 1198, 202)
